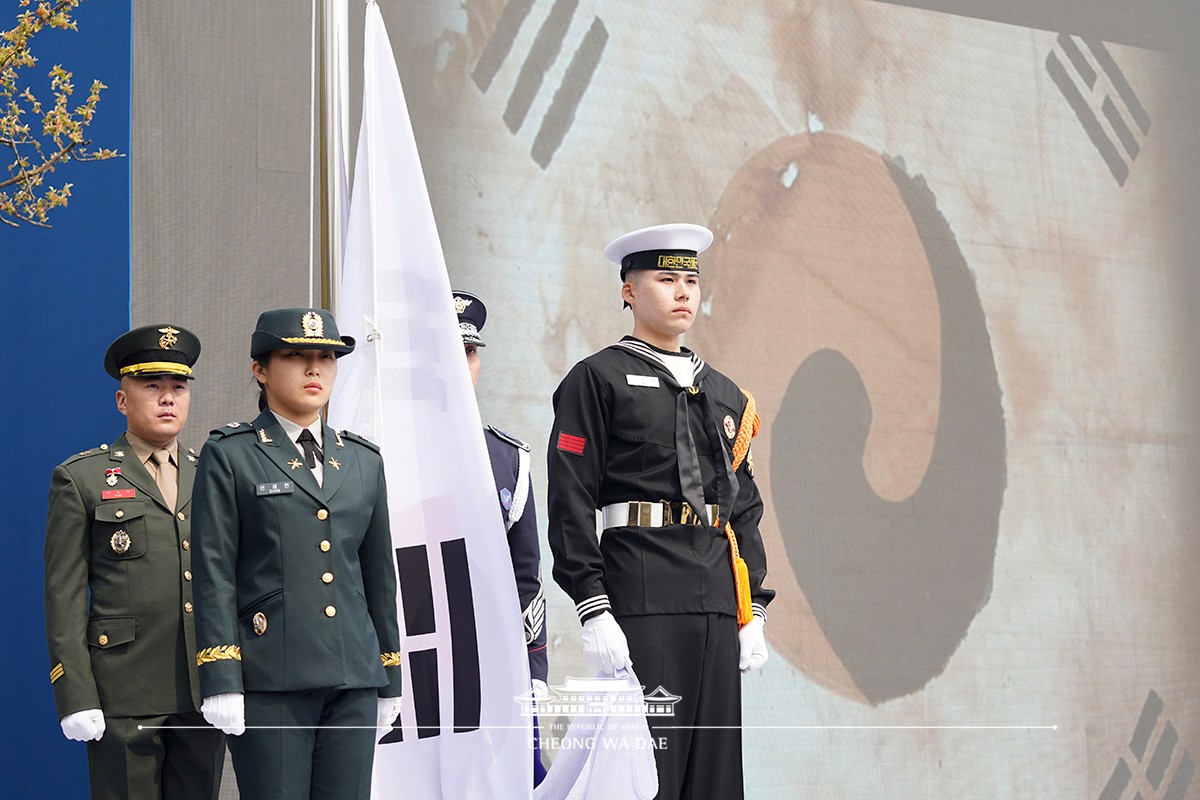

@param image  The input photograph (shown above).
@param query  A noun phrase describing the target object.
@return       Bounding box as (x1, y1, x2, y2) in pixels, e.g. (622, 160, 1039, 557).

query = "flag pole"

(318, 0, 350, 311)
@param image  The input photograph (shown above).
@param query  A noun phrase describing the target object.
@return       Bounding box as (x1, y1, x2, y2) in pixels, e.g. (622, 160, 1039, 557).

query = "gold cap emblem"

(301, 311, 324, 338)
(454, 295, 472, 314)
(158, 326, 180, 350)
(111, 530, 131, 554)
(252, 612, 268, 636)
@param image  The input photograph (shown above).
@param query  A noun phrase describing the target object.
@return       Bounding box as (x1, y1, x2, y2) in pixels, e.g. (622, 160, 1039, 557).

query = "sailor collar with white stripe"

(611, 336, 707, 388)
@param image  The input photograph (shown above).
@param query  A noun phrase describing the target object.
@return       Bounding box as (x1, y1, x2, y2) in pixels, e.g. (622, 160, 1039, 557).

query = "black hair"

(253, 351, 273, 412)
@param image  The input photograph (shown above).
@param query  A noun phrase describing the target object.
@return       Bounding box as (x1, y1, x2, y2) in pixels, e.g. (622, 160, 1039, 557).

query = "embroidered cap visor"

(104, 324, 201, 380)
(452, 290, 488, 346)
(250, 307, 356, 359)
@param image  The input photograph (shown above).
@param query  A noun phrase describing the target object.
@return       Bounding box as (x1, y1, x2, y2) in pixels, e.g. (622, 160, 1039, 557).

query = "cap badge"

(301, 311, 324, 338)
(110, 530, 131, 555)
(723, 414, 736, 439)
(454, 296, 472, 314)
(252, 612, 268, 636)
(158, 326, 180, 349)
(105, 468, 121, 487)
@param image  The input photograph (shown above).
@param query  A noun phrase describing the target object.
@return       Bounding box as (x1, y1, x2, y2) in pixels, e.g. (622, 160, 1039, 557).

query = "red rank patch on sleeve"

(557, 432, 587, 456)
(101, 489, 136, 500)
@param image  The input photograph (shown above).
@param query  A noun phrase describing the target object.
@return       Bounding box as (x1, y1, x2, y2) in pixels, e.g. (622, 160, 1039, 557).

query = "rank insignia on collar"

(114, 450, 125, 458)
(105, 468, 121, 487)
(186, 454, 197, 462)
(334, 430, 345, 448)
(158, 326, 180, 349)
(288, 458, 303, 470)
(723, 415, 736, 439)
(258, 428, 273, 444)
(328, 457, 341, 471)
(111, 530, 131, 555)
(252, 612, 268, 636)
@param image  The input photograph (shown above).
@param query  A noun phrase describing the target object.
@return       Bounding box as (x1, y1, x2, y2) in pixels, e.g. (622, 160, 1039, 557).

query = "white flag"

(329, 3, 532, 797)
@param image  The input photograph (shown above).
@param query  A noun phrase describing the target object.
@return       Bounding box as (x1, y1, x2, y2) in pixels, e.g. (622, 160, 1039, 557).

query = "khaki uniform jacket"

(44, 434, 202, 720)
(191, 410, 402, 698)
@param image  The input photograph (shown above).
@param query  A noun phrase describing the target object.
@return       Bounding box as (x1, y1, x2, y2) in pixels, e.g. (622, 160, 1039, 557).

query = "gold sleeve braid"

(196, 645, 242, 666)
(381, 652, 403, 667)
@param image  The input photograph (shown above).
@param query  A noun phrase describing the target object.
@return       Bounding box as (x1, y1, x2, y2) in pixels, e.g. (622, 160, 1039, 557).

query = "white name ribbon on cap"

(626, 374, 660, 388)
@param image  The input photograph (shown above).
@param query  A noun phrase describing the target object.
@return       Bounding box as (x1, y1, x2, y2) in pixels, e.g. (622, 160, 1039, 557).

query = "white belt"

(601, 500, 720, 529)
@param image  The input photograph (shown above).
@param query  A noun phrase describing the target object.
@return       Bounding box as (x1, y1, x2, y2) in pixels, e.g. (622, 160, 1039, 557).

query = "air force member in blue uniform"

(191, 308, 403, 800)
(455, 290, 549, 784)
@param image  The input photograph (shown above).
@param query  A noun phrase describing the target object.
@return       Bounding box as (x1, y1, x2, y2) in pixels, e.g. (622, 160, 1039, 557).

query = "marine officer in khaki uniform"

(44, 324, 225, 800)
(191, 307, 402, 800)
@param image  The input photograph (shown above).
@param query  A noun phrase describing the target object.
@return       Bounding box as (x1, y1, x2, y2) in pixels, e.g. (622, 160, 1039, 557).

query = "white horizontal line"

(144, 724, 1059, 731)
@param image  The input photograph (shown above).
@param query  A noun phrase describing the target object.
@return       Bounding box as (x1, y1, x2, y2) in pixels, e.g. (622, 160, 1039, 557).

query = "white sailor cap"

(604, 223, 714, 279)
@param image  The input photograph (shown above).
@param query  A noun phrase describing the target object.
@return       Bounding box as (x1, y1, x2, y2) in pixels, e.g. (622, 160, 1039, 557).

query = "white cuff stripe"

(752, 603, 768, 621)
(576, 595, 611, 620)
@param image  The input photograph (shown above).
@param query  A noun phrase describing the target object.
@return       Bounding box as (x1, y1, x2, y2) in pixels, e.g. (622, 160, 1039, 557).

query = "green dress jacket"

(44, 434, 203, 719)
(191, 410, 403, 698)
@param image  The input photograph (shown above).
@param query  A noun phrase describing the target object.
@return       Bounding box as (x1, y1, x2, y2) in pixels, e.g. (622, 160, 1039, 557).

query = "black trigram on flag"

(380, 539, 481, 742)
(1098, 690, 1195, 800)
(1046, 34, 1151, 187)
(471, 0, 608, 169)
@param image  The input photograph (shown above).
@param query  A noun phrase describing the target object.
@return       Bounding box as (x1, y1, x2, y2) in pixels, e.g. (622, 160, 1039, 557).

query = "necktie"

(151, 449, 177, 512)
(674, 387, 739, 525)
(297, 429, 323, 469)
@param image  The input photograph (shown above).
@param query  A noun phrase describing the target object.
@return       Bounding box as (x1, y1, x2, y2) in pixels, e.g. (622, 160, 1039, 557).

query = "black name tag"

(256, 481, 294, 496)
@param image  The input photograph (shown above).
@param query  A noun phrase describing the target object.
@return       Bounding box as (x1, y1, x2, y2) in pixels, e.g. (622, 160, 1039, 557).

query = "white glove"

(201, 692, 246, 736)
(530, 679, 549, 714)
(738, 617, 769, 673)
(581, 611, 631, 674)
(60, 708, 105, 742)
(376, 697, 402, 732)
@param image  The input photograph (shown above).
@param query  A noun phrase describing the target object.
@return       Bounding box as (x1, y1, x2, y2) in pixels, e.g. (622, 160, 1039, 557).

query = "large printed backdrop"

(69, 0, 1197, 798)
(383, 0, 1199, 796)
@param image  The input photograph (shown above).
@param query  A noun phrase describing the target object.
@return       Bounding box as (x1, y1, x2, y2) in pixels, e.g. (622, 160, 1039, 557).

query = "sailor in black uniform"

(545, 224, 774, 799)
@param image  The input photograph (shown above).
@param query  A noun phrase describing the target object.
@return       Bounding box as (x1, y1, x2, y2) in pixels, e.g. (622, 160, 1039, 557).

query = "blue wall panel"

(0, 2, 132, 795)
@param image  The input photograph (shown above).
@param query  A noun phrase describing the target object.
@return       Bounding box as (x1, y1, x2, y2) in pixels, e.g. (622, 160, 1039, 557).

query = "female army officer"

(191, 308, 402, 800)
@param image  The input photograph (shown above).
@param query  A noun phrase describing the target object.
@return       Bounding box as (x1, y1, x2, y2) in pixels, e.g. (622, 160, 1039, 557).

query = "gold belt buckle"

(629, 500, 652, 527)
